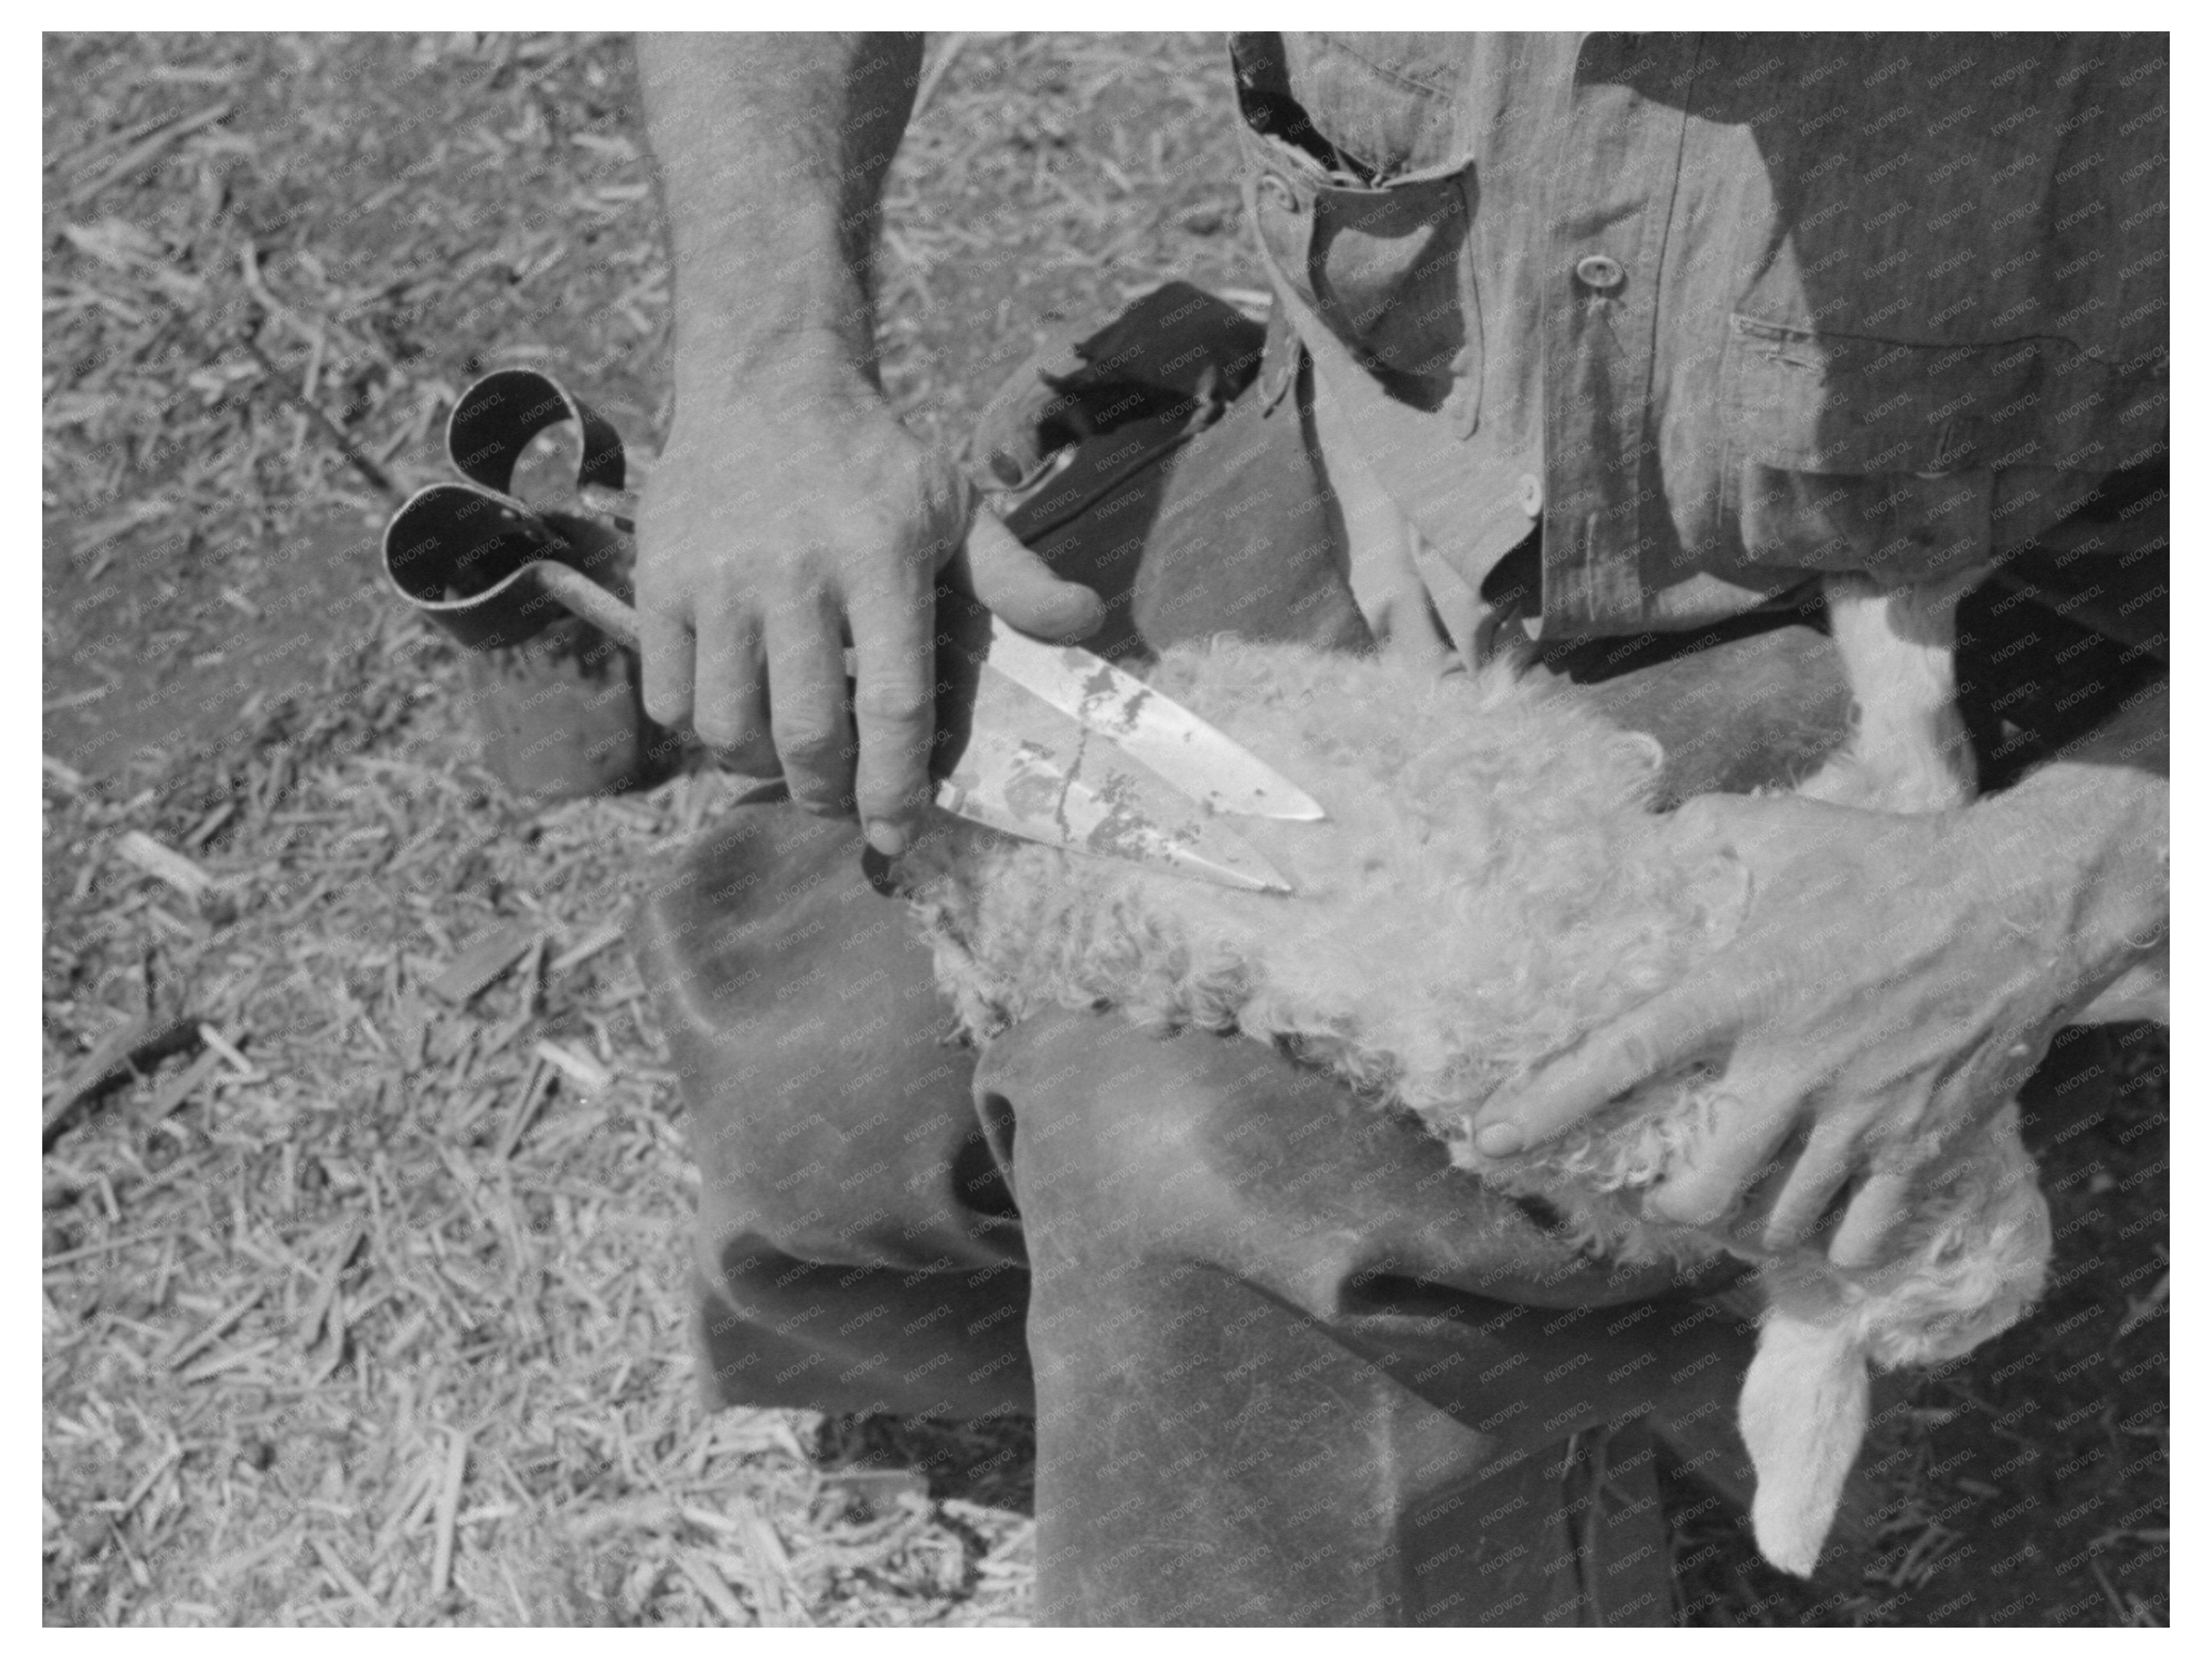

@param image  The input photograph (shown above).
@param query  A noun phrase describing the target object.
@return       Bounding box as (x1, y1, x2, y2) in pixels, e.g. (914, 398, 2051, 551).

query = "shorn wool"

(900, 626, 2048, 1577)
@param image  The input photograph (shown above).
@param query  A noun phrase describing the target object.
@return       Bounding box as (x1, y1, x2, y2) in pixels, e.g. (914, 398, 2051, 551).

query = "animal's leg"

(1739, 1265, 1872, 1578)
(1307, 373, 1456, 673)
(1742, 568, 2003, 1575)
(1856, 1104, 2055, 1374)
(1798, 570, 1986, 813)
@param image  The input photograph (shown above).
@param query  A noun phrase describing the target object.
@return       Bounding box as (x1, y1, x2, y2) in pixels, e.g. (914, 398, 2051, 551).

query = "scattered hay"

(40, 597, 1041, 1625)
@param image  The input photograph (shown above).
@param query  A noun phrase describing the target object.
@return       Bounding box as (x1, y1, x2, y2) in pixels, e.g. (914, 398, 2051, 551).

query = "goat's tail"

(1740, 1288, 1870, 1578)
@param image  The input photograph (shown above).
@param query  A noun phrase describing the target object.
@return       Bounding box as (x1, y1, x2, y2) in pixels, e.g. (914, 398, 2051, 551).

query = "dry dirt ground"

(42, 33, 2167, 1626)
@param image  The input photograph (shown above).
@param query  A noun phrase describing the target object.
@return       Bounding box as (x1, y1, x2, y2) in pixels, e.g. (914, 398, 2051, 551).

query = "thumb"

(949, 509, 1105, 643)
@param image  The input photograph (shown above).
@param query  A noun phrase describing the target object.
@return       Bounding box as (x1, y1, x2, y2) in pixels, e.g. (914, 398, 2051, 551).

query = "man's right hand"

(636, 371, 1103, 855)
(633, 33, 1102, 851)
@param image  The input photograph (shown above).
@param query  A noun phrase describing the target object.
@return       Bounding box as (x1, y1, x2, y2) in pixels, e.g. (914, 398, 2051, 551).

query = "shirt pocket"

(1250, 159, 1483, 419)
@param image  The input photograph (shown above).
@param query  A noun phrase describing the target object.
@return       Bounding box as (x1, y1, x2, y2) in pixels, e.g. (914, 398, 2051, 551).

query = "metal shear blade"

(982, 616, 1326, 822)
(939, 668, 1297, 894)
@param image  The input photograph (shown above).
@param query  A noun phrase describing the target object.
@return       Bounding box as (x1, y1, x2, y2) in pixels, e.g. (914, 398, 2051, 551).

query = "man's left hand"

(1468, 791, 2123, 1267)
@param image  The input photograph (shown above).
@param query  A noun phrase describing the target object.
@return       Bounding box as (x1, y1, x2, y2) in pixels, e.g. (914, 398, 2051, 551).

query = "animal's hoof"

(1750, 1514, 1824, 1580)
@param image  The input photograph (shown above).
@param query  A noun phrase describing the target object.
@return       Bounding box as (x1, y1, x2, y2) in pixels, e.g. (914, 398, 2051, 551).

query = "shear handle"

(532, 561, 640, 652)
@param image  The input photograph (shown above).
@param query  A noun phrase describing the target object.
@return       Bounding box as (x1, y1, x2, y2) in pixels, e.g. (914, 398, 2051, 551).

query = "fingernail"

(866, 819, 907, 858)
(1476, 1122, 1525, 1157)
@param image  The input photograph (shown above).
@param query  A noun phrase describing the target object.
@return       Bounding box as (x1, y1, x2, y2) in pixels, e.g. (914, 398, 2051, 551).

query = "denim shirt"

(1230, 33, 2168, 638)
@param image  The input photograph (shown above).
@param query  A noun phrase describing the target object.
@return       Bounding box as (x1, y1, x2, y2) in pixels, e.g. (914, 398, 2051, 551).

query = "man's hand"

(635, 34, 1101, 853)
(1470, 776, 2166, 1267)
(637, 373, 1102, 851)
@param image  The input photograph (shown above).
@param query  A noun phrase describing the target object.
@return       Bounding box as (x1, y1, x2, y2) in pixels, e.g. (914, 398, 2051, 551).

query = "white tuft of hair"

(1740, 1283, 1869, 1578)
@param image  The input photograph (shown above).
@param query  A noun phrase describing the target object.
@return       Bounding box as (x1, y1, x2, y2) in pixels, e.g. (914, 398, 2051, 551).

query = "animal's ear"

(1740, 1301, 1870, 1578)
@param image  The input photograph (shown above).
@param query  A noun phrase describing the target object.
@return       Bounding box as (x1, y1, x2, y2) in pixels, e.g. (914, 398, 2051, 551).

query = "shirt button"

(1518, 472, 1543, 516)
(1574, 254, 1625, 293)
